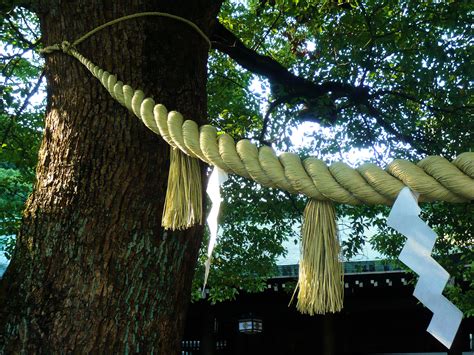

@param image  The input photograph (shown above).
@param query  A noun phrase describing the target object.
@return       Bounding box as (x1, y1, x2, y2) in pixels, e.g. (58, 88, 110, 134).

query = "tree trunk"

(0, 0, 221, 353)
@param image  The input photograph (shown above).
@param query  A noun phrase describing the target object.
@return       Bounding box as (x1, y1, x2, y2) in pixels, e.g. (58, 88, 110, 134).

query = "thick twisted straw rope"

(65, 46, 473, 204)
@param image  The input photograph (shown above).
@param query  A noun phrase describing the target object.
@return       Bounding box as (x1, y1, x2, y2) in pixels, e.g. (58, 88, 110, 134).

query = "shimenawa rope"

(40, 12, 474, 315)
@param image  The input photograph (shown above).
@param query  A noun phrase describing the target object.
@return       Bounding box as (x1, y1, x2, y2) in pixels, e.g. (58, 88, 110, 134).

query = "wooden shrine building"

(182, 260, 473, 355)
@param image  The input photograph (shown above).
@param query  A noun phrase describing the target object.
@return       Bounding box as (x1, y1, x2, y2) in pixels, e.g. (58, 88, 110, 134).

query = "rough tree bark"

(0, 0, 221, 353)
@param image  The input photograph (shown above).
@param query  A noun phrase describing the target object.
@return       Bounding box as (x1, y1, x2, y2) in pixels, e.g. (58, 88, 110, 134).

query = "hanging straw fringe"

(162, 147, 202, 230)
(292, 199, 344, 315)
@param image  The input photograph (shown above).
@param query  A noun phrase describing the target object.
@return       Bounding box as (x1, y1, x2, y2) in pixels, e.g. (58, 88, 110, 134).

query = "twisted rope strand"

(67, 48, 473, 205)
(73, 12, 211, 49)
(40, 12, 211, 55)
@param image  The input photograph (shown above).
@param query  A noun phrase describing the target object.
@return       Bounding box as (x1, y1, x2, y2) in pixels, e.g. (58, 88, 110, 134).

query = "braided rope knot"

(39, 43, 61, 54)
(61, 41, 72, 54)
(39, 40, 73, 55)
(39, 12, 212, 56)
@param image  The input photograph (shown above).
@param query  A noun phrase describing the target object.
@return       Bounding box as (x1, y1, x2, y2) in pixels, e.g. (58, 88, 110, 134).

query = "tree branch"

(6, 15, 36, 49)
(211, 21, 369, 105)
(259, 94, 296, 144)
(211, 20, 433, 154)
(18, 9, 40, 42)
(251, 10, 282, 52)
(371, 89, 473, 114)
(1, 70, 45, 147)
(363, 102, 429, 155)
(209, 70, 266, 103)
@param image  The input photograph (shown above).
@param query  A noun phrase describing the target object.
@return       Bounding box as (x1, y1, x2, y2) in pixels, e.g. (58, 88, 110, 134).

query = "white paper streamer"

(387, 187, 463, 349)
(202, 167, 229, 297)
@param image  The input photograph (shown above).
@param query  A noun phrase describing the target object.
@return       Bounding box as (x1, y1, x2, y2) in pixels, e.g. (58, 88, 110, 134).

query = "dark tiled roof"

(276, 260, 403, 278)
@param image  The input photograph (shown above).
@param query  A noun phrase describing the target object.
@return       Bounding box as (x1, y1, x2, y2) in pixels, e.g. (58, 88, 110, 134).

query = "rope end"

(294, 199, 344, 315)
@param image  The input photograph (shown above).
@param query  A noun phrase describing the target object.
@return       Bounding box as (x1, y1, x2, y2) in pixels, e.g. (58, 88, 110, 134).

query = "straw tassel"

(292, 199, 344, 315)
(162, 147, 202, 230)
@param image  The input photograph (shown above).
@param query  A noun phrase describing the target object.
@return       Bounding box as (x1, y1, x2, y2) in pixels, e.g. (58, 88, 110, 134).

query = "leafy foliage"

(202, 0, 473, 310)
(1, 1, 472, 313)
(0, 7, 44, 260)
(192, 175, 304, 302)
(0, 167, 32, 258)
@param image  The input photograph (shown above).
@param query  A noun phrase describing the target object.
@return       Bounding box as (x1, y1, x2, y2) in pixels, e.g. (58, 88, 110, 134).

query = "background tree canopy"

(1, 0, 472, 314)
